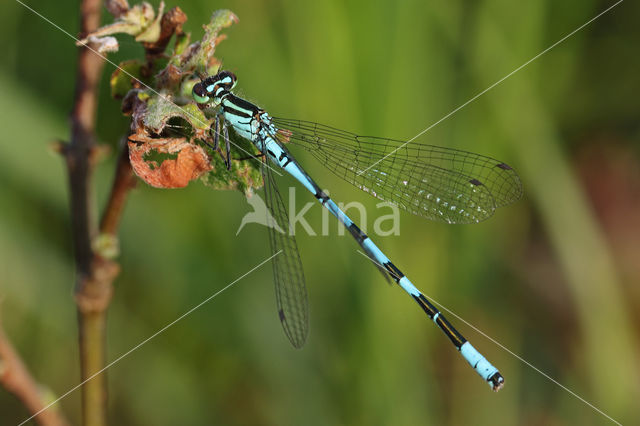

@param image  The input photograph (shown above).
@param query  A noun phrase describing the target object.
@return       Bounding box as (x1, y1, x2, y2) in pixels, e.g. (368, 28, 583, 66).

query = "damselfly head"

(192, 70, 237, 105)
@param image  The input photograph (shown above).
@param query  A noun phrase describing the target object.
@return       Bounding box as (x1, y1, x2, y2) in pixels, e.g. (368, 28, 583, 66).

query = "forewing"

(272, 118, 522, 224)
(262, 159, 309, 348)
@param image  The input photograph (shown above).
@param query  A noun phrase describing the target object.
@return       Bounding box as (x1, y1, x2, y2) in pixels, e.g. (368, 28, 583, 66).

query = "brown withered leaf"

(128, 136, 212, 188)
(106, 0, 130, 18)
(143, 6, 188, 57)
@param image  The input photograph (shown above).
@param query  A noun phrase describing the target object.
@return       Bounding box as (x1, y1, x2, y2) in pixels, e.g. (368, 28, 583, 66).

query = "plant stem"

(101, 143, 136, 235)
(72, 143, 134, 426)
(0, 321, 69, 426)
(66, 0, 111, 425)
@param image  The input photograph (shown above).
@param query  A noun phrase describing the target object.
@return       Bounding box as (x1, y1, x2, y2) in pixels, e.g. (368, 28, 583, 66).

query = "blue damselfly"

(192, 70, 522, 391)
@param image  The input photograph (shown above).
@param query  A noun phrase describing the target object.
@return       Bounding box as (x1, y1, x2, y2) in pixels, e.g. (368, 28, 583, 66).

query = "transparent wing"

(262, 159, 309, 348)
(271, 118, 523, 224)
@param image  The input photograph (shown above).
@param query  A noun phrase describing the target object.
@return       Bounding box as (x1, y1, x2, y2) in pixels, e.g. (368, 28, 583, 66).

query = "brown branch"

(0, 322, 69, 426)
(71, 141, 134, 426)
(64, 1, 125, 426)
(100, 142, 136, 236)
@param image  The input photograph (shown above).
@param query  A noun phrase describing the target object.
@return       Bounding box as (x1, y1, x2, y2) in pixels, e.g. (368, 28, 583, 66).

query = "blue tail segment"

(265, 136, 504, 391)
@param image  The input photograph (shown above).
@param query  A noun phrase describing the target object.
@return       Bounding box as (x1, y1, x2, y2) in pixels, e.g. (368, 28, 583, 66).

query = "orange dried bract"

(128, 138, 212, 188)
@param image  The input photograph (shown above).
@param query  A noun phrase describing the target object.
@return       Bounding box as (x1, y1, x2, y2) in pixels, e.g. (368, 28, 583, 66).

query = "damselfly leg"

(206, 115, 233, 169)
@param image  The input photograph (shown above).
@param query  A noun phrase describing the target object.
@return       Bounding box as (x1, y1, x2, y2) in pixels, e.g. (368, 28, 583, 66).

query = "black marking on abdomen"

(412, 294, 466, 348)
(316, 190, 329, 203)
(348, 224, 367, 244)
(412, 294, 438, 318)
(383, 261, 404, 282)
(279, 309, 286, 322)
(469, 178, 483, 186)
(435, 315, 466, 348)
(267, 149, 277, 158)
(496, 162, 512, 170)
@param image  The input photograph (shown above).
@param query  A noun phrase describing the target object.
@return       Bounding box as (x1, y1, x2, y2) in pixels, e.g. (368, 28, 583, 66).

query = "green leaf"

(185, 9, 239, 73)
(110, 60, 144, 99)
(199, 129, 263, 194)
(144, 96, 212, 134)
(135, 1, 164, 42)
(200, 155, 263, 194)
(173, 32, 191, 57)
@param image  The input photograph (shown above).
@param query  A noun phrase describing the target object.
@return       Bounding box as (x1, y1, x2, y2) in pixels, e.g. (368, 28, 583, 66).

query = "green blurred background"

(1, 0, 639, 424)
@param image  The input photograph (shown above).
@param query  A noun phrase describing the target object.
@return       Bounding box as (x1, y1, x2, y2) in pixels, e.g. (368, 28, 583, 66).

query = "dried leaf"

(76, 2, 162, 48)
(128, 138, 212, 188)
(154, 64, 183, 92)
(86, 35, 119, 53)
(106, 0, 130, 18)
(144, 6, 188, 57)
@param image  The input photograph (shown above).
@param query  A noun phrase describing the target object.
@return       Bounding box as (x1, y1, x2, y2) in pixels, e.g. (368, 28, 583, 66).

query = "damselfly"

(192, 70, 522, 391)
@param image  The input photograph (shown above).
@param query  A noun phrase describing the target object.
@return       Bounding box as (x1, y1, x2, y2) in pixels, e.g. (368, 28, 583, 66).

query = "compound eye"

(192, 83, 210, 104)
(193, 92, 210, 104)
